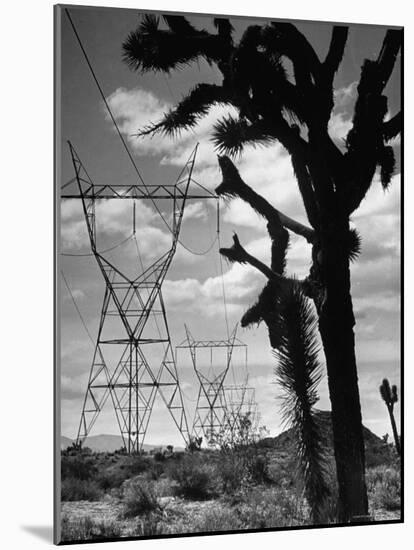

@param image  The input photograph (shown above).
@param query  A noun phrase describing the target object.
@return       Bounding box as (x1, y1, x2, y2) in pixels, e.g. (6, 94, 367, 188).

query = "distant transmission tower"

(176, 325, 249, 446)
(62, 142, 215, 453)
(224, 385, 259, 441)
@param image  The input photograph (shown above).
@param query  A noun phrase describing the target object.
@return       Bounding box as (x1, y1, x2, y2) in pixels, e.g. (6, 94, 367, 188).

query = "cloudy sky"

(57, 5, 401, 446)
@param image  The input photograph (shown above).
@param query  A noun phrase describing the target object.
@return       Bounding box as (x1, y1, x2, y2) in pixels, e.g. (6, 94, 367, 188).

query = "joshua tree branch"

(123, 14, 233, 75)
(220, 234, 297, 285)
(376, 29, 402, 94)
(216, 156, 316, 243)
(136, 83, 234, 137)
(290, 148, 320, 231)
(263, 23, 321, 90)
(383, 112, 402, 142)
(343, 29, 402, 214)
(268, 113, 311, 158)
(212, 116, 278, 156)
(323, 26, 349, 81)
(162, 14, 200, 34)
(267, 219, 290, 274)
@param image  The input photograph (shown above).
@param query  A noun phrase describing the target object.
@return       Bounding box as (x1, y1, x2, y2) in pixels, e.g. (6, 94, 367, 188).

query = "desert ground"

(60, 412, 401, 542)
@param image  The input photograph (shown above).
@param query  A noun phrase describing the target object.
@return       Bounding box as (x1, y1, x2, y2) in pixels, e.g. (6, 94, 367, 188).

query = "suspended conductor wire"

(215, 197, 238, 386)
(181, 387, 198, 404)
(178, 233, 218, 256)
(61, 232, 134, 257)
(64, 7, 172, 235)
(217, 216, 230, 340)
(61, 269, 95, 347)
(65, 7, 218, 259)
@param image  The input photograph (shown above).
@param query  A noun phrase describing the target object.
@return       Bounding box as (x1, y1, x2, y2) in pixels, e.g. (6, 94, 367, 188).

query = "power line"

(61, 232, 134, 257)
(178, 234, 219, 256)
(64, 7, 218, 259)
(65, 8, 146, 187)
(217, 237, 230, 340)
(64, 7, 172, 235)
(61, 269, 95, 347)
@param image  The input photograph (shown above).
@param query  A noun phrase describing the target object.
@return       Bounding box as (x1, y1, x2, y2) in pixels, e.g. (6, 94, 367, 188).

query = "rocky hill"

(259, 410, 394, 468)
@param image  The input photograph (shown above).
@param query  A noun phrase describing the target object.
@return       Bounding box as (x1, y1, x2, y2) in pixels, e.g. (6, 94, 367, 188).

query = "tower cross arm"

(61, 183, 217, 200)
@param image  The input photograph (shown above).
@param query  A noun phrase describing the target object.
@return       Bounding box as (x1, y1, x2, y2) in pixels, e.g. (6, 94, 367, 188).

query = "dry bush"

(132, 513, 164, 536)
(366, 465, 401, 511)
(121, 477, 161, 518)
(153, 476, 178, 497)
(219, 452, 249, 493)
(267, 457, 295, 488)
(246, 452, 270, 484)
(61, 477, 103, 502)
(61, 452, 96, 481)
(167, 455, 219, 500)
(233, 487, 301, 529)
(60, 515, 121, 542)
(192, 506, 241, 532)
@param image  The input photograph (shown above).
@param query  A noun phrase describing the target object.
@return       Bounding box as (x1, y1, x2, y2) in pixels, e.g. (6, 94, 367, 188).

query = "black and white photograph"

(54, 3, 402, 544)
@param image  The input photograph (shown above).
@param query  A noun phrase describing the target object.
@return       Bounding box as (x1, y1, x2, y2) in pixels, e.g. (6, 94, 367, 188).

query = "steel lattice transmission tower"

(224, 385, 259, 443)
(176, 325, 249, 446)
(62, 142, 215, 453)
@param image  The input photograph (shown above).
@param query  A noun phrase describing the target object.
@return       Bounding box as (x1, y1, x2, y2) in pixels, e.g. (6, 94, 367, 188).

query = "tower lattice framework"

(224, 385, 259, 442)
(63, 142, 215, 453)
(176, 325, 249, 446)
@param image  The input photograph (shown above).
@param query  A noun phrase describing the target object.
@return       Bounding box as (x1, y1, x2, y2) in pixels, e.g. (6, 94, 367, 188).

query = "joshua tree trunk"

(318, 221, 368, 522)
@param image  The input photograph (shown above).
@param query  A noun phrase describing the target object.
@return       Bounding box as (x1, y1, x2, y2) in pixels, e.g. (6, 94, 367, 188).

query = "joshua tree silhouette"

(123, 15, 401, 521)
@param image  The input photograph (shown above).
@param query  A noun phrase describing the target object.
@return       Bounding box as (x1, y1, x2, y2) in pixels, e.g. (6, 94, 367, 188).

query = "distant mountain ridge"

(60, 434, 184, 453)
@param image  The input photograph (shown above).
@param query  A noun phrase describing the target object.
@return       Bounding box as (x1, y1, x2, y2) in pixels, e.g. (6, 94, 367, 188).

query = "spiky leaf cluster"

(274, 282, 330, 523)
(347, 228, 362, 263)
(212, 116, 277, 157)
(123, 14, 231, 73)
(379, 378, 398, 408)
(123, 16, 401, 214)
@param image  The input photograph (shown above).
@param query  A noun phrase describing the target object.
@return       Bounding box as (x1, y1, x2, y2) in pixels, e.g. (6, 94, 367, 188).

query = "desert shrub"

(95, 455, 156, 492)
(96, 467, 127, 492)
(366, 465, 401, 511)
(234, 487, 300, 529)
(219, 447, 270, 492)
(61, 453, 96, 481)
(192, 507, 241, 532)
(61, 477, 103, 501)
(153, 476, 178, 497)
(153, 451, 166, 462)
(121, 477, 160, 518)
(119, 455, 153, 477)
(219, 452, 249, 493)
(146, 461, 165, 481)
(246, 452, 270, 484)
(60, 515, 121, 542)
(167, 455, 219, 499)
(267, 460, 295, 488)
(133, 513, 164, 536)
